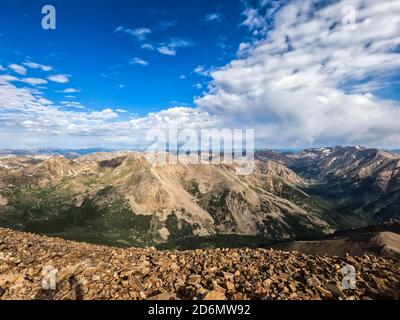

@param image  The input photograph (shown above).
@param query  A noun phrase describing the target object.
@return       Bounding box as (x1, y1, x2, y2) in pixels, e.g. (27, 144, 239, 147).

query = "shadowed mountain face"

(0, 147, 399, 248)
(283, 147, 400, 223)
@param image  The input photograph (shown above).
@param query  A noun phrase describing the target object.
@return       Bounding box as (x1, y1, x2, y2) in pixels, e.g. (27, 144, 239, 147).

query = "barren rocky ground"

(0, 228, 399, 300)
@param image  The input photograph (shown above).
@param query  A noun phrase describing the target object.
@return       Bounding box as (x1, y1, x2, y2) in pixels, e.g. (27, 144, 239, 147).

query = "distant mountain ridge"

(0, 146, 399, 248)
(0, 148, 116, 159)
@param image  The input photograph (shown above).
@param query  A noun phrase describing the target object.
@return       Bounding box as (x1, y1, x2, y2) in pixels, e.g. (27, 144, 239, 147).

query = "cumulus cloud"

(240, 0, 284, 37)
(23, 61, 52, 72)
(58, 88, 79, 93)
(48, 74, 70, 83)
(157, 47, 176, 56)
(9, 64, 27, 75)
(204, 13, 224, 22)
(130, 57, 149, 66)
(60, 101, 84, 109)
(0, 72, 214, 148)
(20, 77, 48, 86)
(115, 26, 152, 41)
(195, 0, 400, 148)
(157, 38, 194, 56)
(125, 22, 195, 56)
(0, 59, 221, 148)
(194, 65, 211, 77)
(0, 78, 120, 139)
(141, 43, 155, 50)
(1, 0, 399, 149)
(37, 98, 53, 105)
(0, 75, 18, 82)
(0, 74, 48, 86)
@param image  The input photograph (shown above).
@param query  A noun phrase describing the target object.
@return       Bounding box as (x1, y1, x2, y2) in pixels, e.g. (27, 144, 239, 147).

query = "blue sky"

(0, 0, 249, 115)
(0, 0, 399, 149)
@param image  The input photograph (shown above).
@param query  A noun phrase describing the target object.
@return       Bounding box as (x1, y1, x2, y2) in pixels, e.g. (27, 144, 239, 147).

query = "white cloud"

(241, 7, 267, 35)
(58, 88, 79, 93)
(180, 75, 187, 80)
(194, 65, 211, 77)
(141, 43, 155, 50)
(195, 0, 400, 148)
(1, 0, 400, 149)
(205, 13, 224, 22)
(140, 37, 194, 56)
(0, 65, 5, 71)
(60, 101, 83, 107)
(23, 61, 52, 72)
(0, 74, 18, 82)
(20, 77, 48, 86)
(130, 57, 149, 66)
(157, 47, 176, 56)
(0, 74, 47, 86)
(115, 26, 152, 41)
(37, 98, 53, 105)
(0, 72, 215, 148)
(157, 38, 194, 56)
(0, 77, 120, 137)
(9, 64, 27, 75)
(48, 74, 70, 83)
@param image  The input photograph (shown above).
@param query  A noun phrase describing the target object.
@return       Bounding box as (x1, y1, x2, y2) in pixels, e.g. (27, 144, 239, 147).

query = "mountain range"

(0, 146, 399, 248)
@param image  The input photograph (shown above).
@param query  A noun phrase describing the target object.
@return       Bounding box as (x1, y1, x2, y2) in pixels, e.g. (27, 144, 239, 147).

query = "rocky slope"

(284, 146, 400, 223)
(0, 147, 399, 248)
(0, 228, 398, 300)
(270, 223, 400, 259)
(0, 152, 341, 247)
